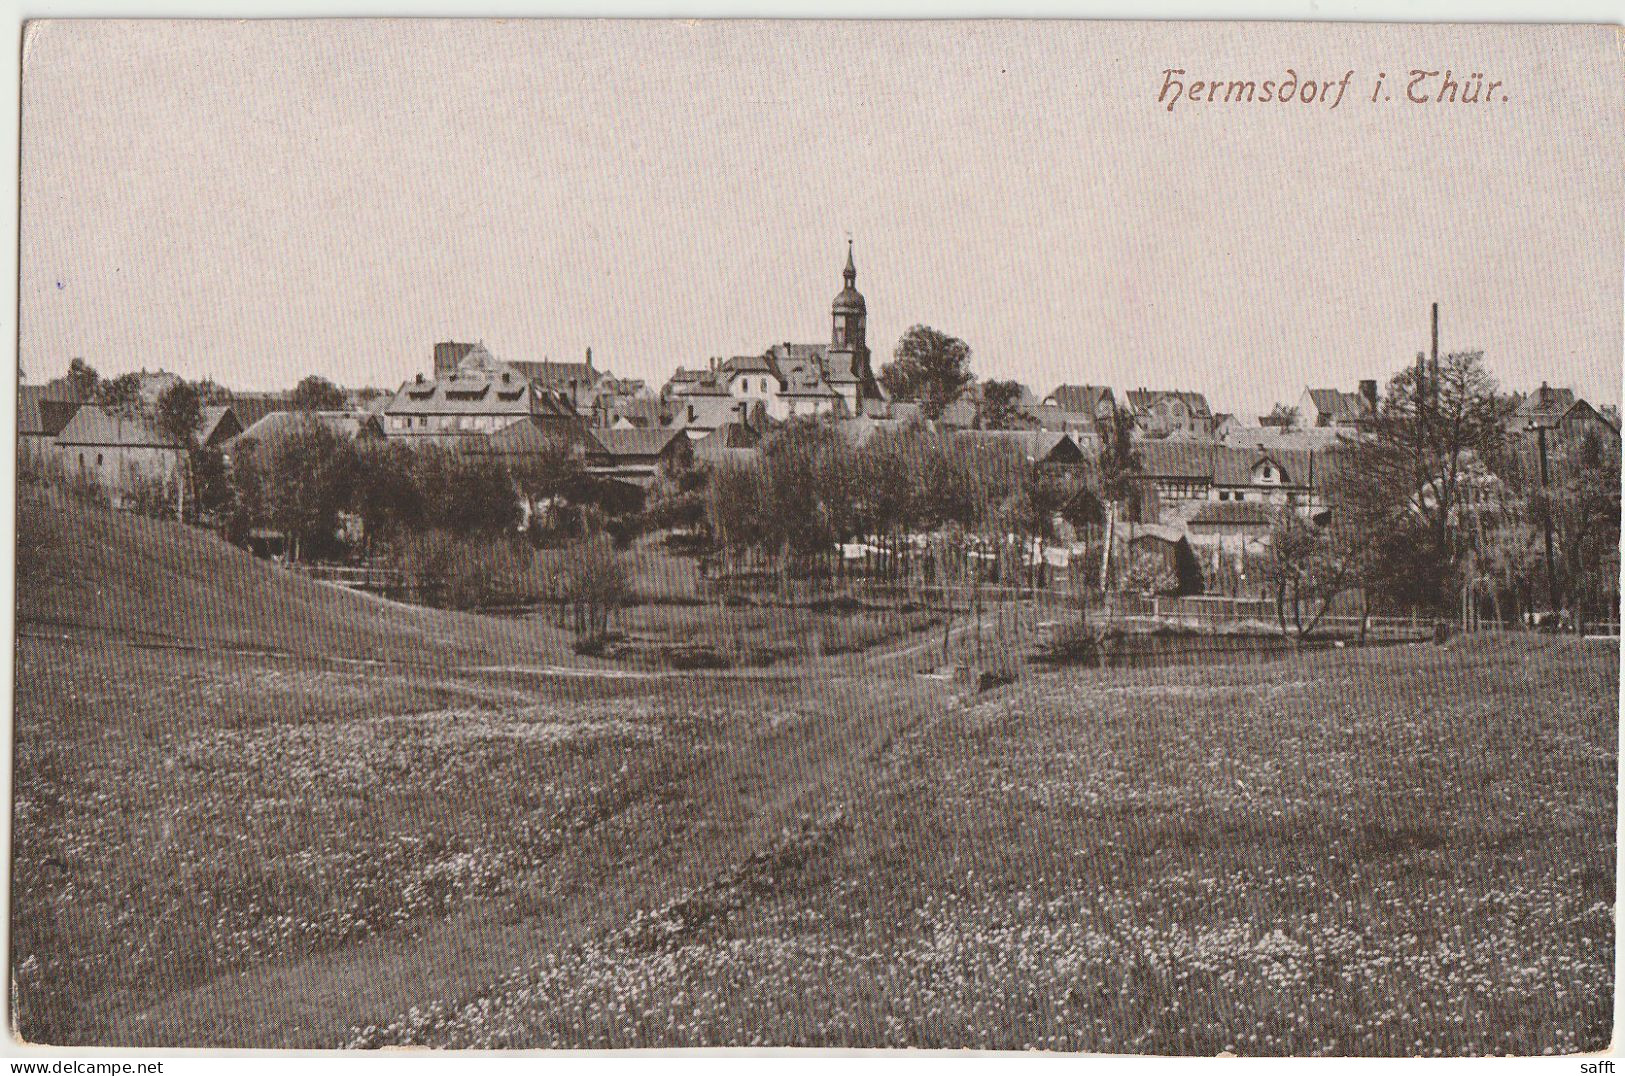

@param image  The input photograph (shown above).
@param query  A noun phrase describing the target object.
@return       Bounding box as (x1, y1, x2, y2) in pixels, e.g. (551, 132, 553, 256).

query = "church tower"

(826, 241, 876, 410)
(831, 240, 867, 353)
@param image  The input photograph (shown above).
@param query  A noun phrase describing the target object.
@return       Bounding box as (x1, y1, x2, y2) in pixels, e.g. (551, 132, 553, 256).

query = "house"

(586, 427, 692, 489)
(53, 405, 185, 503)
(666, 245, 883, 423)
(1296, 382, 1377, 429)
(198, 405, 244, 448)
(1040, 384, 1115, 423)
(230, 409, 385, 455)
(1114, 439, 1334, 524)
(1135, 440, 1219, 504)
(692, 421, 763, 467)
(955, 429, 1088, 468)
(666, 381, 757, 434)
(1210, 445, 1316, 509)
(1187, 499, 1276, 551)
(1507, 383, 1620, 467)
(18, 385, 80, 465)
(383, 344, 577, 443)
(1125, 389, 1215, 438)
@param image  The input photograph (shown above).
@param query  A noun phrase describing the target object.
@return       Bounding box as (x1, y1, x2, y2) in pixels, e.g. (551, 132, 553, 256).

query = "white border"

(1, 3, 1619, 1073)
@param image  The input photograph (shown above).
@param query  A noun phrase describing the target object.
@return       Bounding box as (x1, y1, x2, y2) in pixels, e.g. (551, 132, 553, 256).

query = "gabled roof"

(592, 427, 687, 459)
(18, 386, 79, 437)
(57, 405, 178, 449)
(1514, 384, 1582, 427)
(955, 429, 1083, 464)
(199, 405, 241, 445)
(1126, 389, 1213, 418)
(232, 409, 383, 446)
(1135, 439, 1218, 479)
(227, 393, 292, 430)
(1043, 384, 1112, 414)
(506, 359, 603, 391)
(481, 414, 604, 460)
(693, 421, 763, 463)
(384, 369, 568, 417)
(613, 396, 670, 428)
(1306, 388, 1373, 423)
(721, 355, 775, 376)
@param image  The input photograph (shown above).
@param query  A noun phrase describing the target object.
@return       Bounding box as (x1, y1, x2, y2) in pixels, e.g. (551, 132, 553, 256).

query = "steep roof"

(693, 421, 763, 463)
(57, 405, 178, 449)
(1514, 384, 1581, 426)
(18, 386, 79, 437)
(505, 359, 603, 391)
(1044, 384, 1112, 414)
(481, 414, 605, 460)
(226, 393, 291, 430)
(954, 429, 1083, 464)
(199, 405, 241, 445)
(232, 409, 383, 446)
(1306, 388, 1373, 423)
(592, 427, 687, 459)
(1126, 389, 1213, 418)
(613, 396, 670, 428)
(1135, 439, 1218, 479)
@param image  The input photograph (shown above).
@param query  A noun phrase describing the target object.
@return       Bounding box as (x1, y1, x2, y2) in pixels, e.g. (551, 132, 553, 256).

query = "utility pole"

(1534, 421, 1560, 622)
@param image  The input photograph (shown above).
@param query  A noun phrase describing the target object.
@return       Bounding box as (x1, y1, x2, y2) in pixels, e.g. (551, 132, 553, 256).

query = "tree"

(561, 534, 629, 646)
(1327, 350, 1505, 615)
(258, 415, 356, 562)
(410, 444, 521, 536)
(1096, 405, 1143, 588)
(1263, 403, 1299, 428)
(290, 375, 348, 412)
(95, 373, 143, 415)
(1542, 431, 1622, 631)
(978, 379, 1025, 430)
(154, 381, 204, 522)
(348, 440, 423, 554)
(66, 358, 99, 402)
(1264, 509, 1354, 637)
(879, 325, 974, 420)
(191, 378, 235, 405)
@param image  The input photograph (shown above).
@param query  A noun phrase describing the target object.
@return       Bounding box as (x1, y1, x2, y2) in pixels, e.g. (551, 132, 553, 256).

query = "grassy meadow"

(11, 493, 1618, 1054)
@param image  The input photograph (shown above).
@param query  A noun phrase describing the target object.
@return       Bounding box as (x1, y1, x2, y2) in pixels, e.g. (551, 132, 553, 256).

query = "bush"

(385, 530, 549, 611)
(1039, 621, 1117, 667)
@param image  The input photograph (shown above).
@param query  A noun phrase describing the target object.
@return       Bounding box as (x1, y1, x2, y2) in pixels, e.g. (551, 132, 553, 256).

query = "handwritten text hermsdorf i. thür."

(1157, 69, 1509, 112)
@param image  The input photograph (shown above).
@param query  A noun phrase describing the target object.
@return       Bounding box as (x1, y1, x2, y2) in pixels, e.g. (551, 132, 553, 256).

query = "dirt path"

(103, 664, 952, 1048)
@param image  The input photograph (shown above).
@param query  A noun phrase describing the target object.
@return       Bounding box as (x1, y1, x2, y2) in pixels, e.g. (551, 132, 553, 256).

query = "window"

(96, 453, 103, 467)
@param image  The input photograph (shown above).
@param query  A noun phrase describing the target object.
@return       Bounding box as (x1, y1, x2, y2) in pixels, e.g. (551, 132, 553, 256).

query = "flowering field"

(10, 635, 769, 1045)
(345, 635, 1615, 1055)
(13, 506, 1616, 1059)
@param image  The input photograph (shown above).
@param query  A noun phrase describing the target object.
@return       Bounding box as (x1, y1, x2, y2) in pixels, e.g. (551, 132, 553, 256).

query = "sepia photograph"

(9, 15, 1623, 1058)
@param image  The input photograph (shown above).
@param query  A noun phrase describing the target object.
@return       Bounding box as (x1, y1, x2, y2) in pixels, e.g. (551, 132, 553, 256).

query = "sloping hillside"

(16, 491, 578, 666)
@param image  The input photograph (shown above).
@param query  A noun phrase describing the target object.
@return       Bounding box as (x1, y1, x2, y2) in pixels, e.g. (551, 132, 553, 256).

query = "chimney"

(1431, 302, 1439, 367)
(1359, 379, 1377, 410)
(586, 346, 593, 370)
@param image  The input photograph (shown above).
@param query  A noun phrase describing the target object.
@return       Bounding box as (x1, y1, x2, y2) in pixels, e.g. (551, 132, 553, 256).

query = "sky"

(19, 19, 1623, 419)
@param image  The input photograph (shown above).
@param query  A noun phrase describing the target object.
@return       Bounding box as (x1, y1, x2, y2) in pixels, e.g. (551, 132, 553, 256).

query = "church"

(664, 243, 884, 428)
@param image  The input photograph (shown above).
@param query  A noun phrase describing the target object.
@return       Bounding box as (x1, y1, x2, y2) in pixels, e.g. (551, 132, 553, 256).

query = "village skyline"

(19, 21, 1623, 418)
